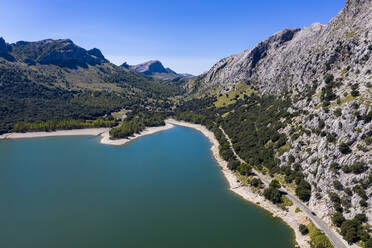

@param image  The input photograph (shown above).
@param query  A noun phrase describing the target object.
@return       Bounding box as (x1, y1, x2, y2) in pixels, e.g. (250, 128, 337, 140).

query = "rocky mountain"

(126, 60, 193, 80)
(3, 38, 108, 69)
(0, 38, 181, 133)
(185, 0, 372, 234)
(196, 0, 372, 96)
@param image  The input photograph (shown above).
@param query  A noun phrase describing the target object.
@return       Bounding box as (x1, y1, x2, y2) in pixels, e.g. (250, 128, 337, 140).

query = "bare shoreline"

(0, 119, 309, 247)
(0, 124, 174, 146)
(0, 128, 109, 139)
(166, 119, 311, 248)
(99, 123, 174, 145)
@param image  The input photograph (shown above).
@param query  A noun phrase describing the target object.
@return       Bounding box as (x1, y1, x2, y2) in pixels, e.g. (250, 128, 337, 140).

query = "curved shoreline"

(0, 128, 109, 139)
(165, 119, 311, 248)
(99, 123, 174, 145)
(0, 119, 309, 247)
(0, 124, 174, 146)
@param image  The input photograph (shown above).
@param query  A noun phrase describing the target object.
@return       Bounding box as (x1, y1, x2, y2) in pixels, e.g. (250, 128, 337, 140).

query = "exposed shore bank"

(166, 119, 311, 248)
(99, 123, 174, 145)
(0, 128, 109, 139)
(0, 124, 174, 146)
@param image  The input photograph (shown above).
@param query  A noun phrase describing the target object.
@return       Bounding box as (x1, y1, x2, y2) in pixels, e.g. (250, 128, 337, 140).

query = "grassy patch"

(314, 104, 322, 109)
(214, 83, 255, 108)
(235, 172, 249, 186)
(277, 143, 291, 156)
(221, 110, 235, 118)
(278, 195, 293, 208)
(341, 95, 356, 104)
(307, 222, 334, 248)
(295, 207, 301, 213)
(341, 67, 349, 76)
(345, 32, 357, 39)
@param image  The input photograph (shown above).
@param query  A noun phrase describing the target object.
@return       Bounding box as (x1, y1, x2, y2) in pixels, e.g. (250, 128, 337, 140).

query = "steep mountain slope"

(181, 0, 371, 244)
(196, 0, 372, 95)
(0, 38, 181, 133)
(127, 60, 193, 80)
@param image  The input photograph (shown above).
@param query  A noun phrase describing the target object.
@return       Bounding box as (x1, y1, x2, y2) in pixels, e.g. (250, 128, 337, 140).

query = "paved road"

(219, 127, 347, 248)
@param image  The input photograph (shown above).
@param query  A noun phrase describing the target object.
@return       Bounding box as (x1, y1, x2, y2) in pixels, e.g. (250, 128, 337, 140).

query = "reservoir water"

(0, 125, 294, 248)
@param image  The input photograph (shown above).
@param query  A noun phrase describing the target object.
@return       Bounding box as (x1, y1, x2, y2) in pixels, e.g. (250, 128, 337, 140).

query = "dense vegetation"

(12, 118, 116, 132)
(0, 62, 180, 134)
(109, 112, 166, 139)
(175, 92, 313, 203)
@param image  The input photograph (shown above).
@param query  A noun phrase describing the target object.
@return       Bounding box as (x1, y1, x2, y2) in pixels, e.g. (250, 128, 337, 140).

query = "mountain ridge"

(126, 60, 193, 80)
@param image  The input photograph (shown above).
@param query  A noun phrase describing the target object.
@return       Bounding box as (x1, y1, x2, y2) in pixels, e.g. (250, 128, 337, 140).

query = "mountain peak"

(129, 60, 168, 75)
(124, 60, 193, 80)
(7, 38, 108, 68)
(340, 0, 372, 18)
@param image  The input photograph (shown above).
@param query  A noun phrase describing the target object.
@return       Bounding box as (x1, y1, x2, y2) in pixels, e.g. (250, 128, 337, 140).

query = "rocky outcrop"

(0, 37, 14, 61)
(8, 39, 108, 68)
(198, 0, 372, 96)
(130, 60, 168, 75)
(126, 60, 193, 80)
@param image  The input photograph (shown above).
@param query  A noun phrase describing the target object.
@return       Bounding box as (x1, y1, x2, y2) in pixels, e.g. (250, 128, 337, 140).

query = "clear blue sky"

(1, 0, 345, 75)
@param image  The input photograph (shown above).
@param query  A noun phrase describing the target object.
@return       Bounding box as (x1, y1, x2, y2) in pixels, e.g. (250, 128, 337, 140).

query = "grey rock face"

(130, 60, 168, 75)
(128, 60, 193, 80)
(190, 0, 372, 227)
(197, 0, 372, 96)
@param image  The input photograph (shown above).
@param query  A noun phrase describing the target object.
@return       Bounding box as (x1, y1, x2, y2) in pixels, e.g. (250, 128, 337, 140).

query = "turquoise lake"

(0, 125, 294, 248)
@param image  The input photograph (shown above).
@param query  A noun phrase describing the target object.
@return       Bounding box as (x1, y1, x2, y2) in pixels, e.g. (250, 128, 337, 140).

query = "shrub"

(264, 187, 282, 204)
(330, 162, 340, 172)
(351, 84, 360, 97)
(329, 192, 341, 203)
(324, 74, 334, 84)
(338, 142, 351, 154)
(296, 180, 312, 202)
(353, 185, 367, 200)
(342, 165, 352, 173)
(318, 119, 325, 129)
(326, 133, 336, 143)
(269, 179, 281, 189)
(333, 180, 343, 190)
(334, 108, 342, 117)
(250, 178, 262, 187)
(350, 161, 366, 174)
(299, 224, 309, 235)
(331, 212, 345, 227)
(366, 238, 372, 248)
(238, 163, 252, 175)
(227, 160, 240, 171)
(344, 188, 352, 196)
(340, 218, 368, 244)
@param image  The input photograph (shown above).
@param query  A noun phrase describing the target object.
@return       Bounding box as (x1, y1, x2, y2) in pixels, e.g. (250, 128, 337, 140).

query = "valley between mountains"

(0, 0, 371, 247)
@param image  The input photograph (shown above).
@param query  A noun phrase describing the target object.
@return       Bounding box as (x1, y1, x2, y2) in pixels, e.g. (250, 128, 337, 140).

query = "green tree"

(238, 163, 252, 175)
(331, 212, 345, 227)
(250, 178, 262, 187)
(338, 142, 351, 154)
(366, 237, 372, 248)
(269, 179, 281, 189)
(295, 180, 311, 202)
(264, 187, 282, 204)
(299, 224, 309, 235)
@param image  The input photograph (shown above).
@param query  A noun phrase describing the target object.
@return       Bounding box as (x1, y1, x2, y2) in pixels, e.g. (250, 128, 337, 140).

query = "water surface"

(0, 125, 294, 248)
